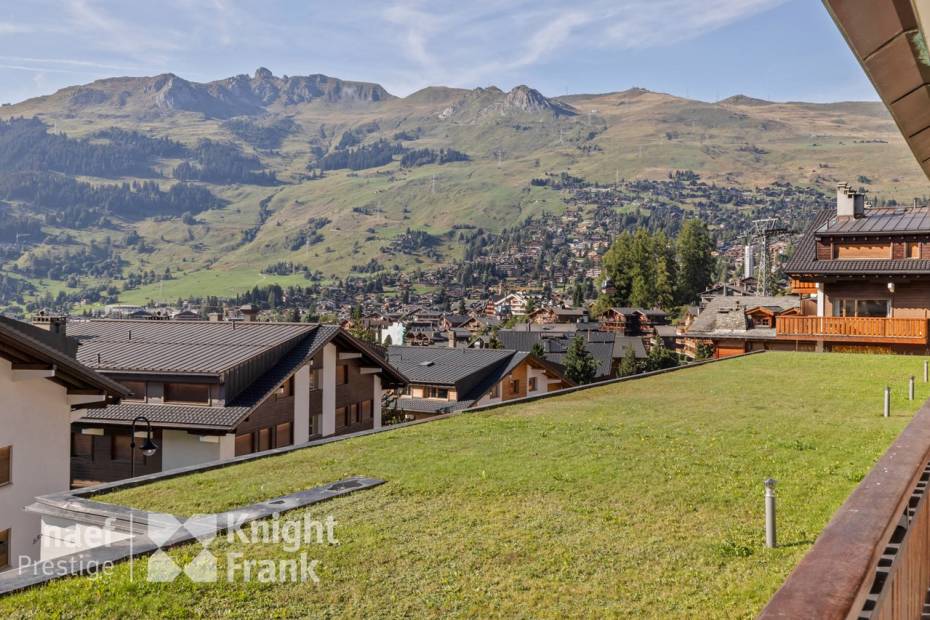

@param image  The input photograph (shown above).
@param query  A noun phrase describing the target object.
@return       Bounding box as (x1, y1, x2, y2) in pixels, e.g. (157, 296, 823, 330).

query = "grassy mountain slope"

(0, 70, 923, 308)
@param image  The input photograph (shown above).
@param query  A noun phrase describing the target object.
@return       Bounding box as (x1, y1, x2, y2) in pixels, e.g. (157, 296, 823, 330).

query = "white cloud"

(375, 0, 785, 93)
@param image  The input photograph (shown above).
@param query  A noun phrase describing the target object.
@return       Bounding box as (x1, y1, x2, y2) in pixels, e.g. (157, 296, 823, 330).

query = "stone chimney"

(448, 330, 456, 348)
(239, 304, 259, 322)
(836, 182, 865, 219)
(208, 312, 222, 322)
(32, 309, 67, 337)
(31, 309, 77, 357)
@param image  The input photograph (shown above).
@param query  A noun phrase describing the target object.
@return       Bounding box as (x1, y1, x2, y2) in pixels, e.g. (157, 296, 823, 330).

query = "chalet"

(488, 293, 529, 318)
(600, 307, 643, 335)
(684, 295, 801, 358)
(67, 320, 405, 486)
(526, 306, 589, 325)
(0, 316, 128, 567)
(497, 327, 646, 379)
(782, 183, 930, 354)
(699, 283, 751, 310)
(387, 346, 572, 419)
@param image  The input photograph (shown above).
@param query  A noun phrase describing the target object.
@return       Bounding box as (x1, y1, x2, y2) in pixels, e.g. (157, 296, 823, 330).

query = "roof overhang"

(824, 0, 930, 178)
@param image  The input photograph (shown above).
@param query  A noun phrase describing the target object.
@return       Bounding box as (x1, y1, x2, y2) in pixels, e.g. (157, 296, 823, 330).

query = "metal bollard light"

(910, 376, 916, 401)
(924, 360, 929, 383)
(764, 478, 777, 548)
(884, 386, 891, 418)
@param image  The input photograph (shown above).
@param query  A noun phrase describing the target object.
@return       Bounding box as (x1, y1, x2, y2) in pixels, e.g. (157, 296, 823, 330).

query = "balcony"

(776, 316, 929, 344)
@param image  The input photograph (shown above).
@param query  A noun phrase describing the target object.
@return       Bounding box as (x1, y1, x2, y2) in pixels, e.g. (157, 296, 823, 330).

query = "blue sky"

(0, 0, 876, 105)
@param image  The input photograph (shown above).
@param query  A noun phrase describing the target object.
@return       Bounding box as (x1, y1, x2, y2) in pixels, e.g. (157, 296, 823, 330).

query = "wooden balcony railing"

(760, 403, 930, 619)
(776, 316, 929, 344)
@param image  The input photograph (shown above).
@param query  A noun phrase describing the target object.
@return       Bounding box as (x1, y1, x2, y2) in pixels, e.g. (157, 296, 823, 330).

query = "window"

(71, 434, 93, 458)
(0, 529, 8, 571)
(833, 242, 891, 259)
(337, 365, 349, 385)
(275, 422, 292, 448)
(528, 377, 538, 392)
(351, 403, 360, 424)
(511, 379, 520, 393)
(425, 386, 449, 399)
(164, 383, 210, 404)
(832, 299, 890, 318)
(111, 434, 132, 462)
(339, 406, 350, 427)
(490, 383, 500, 398)
(361, 400, 373, 420)
(908, 241, 922, 259)
(121, 380, 146, 400)
(0, 446, 9, 486)
(308, 369, 319, 390)
(258, 428, 271, 452)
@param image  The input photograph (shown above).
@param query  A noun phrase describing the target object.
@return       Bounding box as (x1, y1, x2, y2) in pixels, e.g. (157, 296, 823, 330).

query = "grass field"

(1, 352, 927, 618)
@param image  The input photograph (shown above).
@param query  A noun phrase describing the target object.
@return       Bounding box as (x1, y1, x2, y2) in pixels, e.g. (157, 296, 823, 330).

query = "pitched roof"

(818, 207, 930, 235)
(68, 320, 314, 374)
(78, 324, 405, 431)
(786, 208, 930, 275)
(686, 296, 800, 338)
(386, 346, 515, 385)
(0, 317, 129, 400)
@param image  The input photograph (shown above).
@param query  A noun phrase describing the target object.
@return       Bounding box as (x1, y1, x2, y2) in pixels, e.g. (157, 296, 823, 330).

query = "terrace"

(0, 353, 927, 617)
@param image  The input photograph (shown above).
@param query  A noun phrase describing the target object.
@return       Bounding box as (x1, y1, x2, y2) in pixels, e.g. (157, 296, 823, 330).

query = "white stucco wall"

(160, 430, 221, 471)
(0, 358, 72, 569)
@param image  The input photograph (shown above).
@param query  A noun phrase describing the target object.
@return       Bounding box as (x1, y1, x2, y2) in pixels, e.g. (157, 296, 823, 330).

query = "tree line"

(595, 219, 716, 311)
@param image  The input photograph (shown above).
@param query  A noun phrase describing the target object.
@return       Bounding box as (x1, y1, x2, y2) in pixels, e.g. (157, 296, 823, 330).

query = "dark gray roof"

(68, 320, 314, 374)
(818, 207, 930, 235)
(787, 208, 930, 275)
(394, 398, 473, 414)
(78, 324, 404, 431)
(75, 402, 248, 430)
(387, 346, 515, 385)
(0, 317, 129, 399)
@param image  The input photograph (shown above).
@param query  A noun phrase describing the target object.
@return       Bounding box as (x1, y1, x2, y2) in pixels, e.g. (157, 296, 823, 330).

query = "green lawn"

(2, 352, 927, 618)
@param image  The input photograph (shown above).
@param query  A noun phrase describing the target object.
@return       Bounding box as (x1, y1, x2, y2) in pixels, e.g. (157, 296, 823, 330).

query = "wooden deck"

(776, 316, 929, 345)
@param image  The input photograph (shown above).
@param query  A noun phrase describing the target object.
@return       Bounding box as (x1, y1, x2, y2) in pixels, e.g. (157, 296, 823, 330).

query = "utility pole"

(751, 218, 788, 296)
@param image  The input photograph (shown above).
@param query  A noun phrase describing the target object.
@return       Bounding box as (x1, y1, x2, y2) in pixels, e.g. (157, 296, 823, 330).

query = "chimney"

(208, 312, 222, 322)
(448, 330, 456, 348)
(31, 310, 77, 358)
(239, 304, 259, 322)
(31, 309, 67, 337)
(836, 182, 865, 219)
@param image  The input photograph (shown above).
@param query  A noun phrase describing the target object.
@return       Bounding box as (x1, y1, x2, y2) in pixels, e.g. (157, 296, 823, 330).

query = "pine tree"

(676, 219, 715, 305)
(645, 338, 679, 371)
(563, 336, 598, 385)
(619, 345, 639, 377)
(530, 342, 545, 358)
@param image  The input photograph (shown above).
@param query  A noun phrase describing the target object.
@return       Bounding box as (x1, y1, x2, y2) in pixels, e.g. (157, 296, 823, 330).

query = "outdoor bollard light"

(884, 386, 891, 418)
(130, 415, 159, 479)
(764, 478, 777, 549)
(910, 376, 916, 401)
(925, 360, 929, 383)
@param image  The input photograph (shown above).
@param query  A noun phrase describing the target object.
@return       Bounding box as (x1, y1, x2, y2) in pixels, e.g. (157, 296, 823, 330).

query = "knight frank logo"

(134, 512, 334, 584)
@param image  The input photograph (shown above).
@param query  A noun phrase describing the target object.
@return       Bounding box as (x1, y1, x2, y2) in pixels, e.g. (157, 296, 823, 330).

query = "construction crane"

(749, 218, 789, 296)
